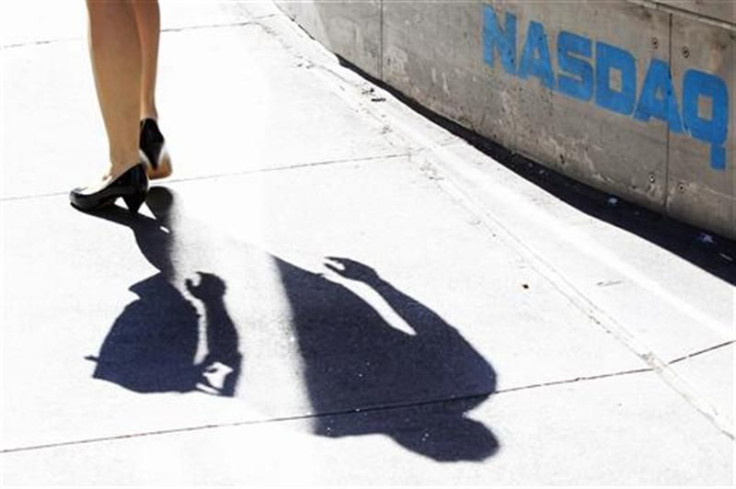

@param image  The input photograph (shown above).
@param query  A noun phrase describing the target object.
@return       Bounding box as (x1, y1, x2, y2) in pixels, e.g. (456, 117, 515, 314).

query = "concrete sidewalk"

(0, 1, 733, 485)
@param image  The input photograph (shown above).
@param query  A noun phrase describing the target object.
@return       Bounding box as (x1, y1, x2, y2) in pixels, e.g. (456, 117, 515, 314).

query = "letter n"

(483, 5, 517, 75)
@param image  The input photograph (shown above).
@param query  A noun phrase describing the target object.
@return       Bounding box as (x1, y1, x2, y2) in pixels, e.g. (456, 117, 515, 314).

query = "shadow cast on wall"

(84, 187, 498, 462)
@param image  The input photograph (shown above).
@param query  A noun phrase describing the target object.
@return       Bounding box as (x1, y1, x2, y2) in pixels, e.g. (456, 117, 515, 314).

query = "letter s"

(557, 31, 593, 102)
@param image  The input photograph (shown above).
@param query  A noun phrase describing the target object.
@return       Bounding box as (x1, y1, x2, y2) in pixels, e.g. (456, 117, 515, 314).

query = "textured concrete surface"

(657, 0, 736, 24)
(1, 0, 733, 486)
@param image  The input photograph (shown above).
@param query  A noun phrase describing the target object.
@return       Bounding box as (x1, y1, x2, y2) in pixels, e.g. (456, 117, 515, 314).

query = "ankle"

(140, 107, 158, 122)
(107, 160, 141, 180)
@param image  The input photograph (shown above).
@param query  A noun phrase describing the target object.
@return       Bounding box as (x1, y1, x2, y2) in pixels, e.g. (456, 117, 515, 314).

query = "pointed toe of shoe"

(69, 163, 149, 214)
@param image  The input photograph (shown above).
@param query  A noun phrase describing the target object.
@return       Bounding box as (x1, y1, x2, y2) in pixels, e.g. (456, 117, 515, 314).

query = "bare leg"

(132, 0, 172, 179)
(86, 0, 142, 180)
(131, 0, 160, 121)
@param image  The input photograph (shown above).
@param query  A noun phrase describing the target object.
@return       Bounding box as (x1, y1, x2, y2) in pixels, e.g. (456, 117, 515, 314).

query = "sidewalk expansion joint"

(0, 393, 489, 455)
(1, 37, 79, 50)
(161, 18, 275, 35)
(496, 367, 654, 395)
(0, 16, 276, 50)
(667, 340, 734, 365)
(0, 152, 410, 203)
(0, 359, 721, 456)
(0, 367, 668, 456)
(163, 152, 411, 184)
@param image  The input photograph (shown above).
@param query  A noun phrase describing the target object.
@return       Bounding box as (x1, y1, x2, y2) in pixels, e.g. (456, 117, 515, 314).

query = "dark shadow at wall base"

(336, 57, 736, 286)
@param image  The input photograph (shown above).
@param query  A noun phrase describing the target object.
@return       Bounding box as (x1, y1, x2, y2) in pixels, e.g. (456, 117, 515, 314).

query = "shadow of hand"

(186, 272, 227, 301)
(324, 257, 379, 283)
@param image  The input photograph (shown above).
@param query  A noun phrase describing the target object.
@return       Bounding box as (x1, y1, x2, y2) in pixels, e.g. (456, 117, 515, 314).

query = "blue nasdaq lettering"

(483, 6, 517, 75)
(557, 31, 594, 102)
(683, 70, 729, 170)
(482, 5, 730, 170)
(595, 42, 637, 116)
(518, 21, 555, 89)
(634, 59, 684, 133)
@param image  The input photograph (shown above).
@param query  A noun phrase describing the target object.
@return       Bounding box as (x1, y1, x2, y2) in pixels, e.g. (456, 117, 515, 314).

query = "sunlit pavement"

(0, 1, 733, 485)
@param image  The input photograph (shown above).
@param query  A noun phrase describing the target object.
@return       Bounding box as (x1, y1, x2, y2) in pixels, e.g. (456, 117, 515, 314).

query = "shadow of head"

(277, 256, 499, 462)
(392, 414, 499, 462)
(317, 399, 498, 463)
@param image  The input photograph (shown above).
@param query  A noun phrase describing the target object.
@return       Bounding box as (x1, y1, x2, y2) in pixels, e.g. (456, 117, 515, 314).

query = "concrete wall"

(276, 0, 735, 240)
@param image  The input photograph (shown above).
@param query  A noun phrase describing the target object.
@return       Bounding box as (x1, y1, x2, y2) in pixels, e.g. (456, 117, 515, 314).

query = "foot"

(69, 163, 149, 214)
(139, 118, 172, 180)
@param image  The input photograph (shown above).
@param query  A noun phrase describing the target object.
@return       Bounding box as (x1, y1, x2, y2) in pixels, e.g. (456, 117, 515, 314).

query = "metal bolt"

(651, 37, 659, 49)
(678, 182, 686, 193)
(648, 173, 656, 184)
(682, 46, 690, 58)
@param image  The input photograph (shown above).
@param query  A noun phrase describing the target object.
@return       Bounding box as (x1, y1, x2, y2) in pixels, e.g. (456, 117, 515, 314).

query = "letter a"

(634, 59, 684, 133)
(519, 21, 555, 89)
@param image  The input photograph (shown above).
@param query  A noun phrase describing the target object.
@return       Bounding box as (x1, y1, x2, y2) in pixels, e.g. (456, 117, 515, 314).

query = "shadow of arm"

(325, 257, 450, 337)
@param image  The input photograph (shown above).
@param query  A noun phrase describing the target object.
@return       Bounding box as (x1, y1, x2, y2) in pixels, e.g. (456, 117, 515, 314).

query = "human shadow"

(86, 188, 241, 396)
(83, 187, 498, 461)
(276, 256, 499, 462)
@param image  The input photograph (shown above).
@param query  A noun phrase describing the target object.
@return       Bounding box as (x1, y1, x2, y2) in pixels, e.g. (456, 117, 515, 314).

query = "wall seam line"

(664, 12, 673, 213)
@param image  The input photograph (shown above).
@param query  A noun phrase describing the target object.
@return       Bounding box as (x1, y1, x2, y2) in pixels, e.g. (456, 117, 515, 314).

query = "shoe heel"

(123, 192, 146, 215)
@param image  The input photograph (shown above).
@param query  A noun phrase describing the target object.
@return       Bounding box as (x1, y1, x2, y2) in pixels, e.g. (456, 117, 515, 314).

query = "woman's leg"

(132, 0, 172, 179)
(85, 0, 142, 179)
(69, 0, 148, 214)
(131, 0, 160, 121)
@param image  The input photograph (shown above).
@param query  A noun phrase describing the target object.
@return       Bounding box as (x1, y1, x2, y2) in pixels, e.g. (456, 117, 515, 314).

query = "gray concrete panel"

(657, 0, 736, 24)
(667, 15, 736, 238)
(382, 2, 518, 151)
(275, 0, 382, 79)
(380, 1, 673, 208)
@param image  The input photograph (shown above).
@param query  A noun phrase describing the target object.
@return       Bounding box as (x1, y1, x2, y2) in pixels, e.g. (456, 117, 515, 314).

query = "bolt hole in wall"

(482, 5, 730, 171)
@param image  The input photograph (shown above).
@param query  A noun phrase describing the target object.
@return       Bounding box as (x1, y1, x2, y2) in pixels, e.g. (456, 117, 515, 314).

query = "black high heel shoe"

(140, 118, 172, 180)
(69, 163, 149, 215)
